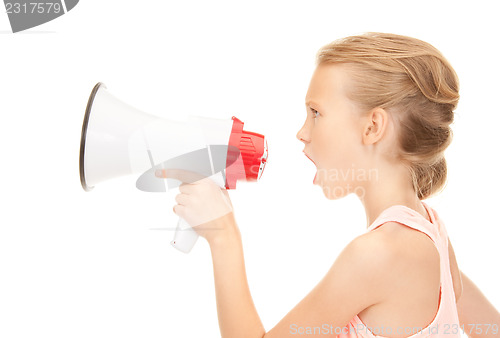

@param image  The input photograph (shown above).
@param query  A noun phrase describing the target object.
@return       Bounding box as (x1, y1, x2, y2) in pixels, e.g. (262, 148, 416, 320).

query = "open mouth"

(303, 152, 315, 165)
(303, 152, 318, 184)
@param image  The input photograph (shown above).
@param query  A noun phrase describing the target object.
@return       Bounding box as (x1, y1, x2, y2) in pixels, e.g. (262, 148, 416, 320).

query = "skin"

(158, 63, 499, 337)
(458, 271, 500, 337)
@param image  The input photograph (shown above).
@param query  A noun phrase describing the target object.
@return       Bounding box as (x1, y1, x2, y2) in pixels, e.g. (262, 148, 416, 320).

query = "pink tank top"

(338, 202, 460, 338)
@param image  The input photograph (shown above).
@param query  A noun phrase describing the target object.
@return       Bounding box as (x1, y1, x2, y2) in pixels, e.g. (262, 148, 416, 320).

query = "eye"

(310, 108, 319, 119)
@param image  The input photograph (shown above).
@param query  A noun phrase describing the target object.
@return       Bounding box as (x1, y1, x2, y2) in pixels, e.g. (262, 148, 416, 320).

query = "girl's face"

(296, 64, 367, 199)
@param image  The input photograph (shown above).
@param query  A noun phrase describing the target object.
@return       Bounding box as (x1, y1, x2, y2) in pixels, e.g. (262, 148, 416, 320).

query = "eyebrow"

(305, 100, 321, 109)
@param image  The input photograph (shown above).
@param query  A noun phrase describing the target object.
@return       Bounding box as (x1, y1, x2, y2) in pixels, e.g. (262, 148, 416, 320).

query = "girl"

(158, 33, 499, 337)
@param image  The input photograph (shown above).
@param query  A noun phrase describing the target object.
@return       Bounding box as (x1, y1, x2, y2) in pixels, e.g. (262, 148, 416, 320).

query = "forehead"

(305, 63, 350, 105)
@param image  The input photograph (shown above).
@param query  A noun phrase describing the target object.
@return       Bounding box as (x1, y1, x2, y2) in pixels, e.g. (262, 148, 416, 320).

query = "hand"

(155, 169, 236, 244)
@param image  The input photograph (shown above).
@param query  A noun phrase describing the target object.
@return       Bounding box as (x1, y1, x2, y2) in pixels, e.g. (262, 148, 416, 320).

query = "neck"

(357, 163, 429, 227)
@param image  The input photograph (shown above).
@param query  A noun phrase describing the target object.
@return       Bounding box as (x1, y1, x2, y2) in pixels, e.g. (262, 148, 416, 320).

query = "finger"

(172, 204, 186, 217)
(155, 168, 209, 184)
(175, 193, 190, 206)
(178, 183, 195, 194)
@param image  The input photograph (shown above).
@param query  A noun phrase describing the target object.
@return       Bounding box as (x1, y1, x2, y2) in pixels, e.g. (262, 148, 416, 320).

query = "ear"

(362, 107, 388, 145)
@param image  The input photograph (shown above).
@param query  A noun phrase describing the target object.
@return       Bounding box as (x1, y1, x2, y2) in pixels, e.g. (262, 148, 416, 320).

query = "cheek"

(315, 124, 357, 168)
(314, 129, 363, 194)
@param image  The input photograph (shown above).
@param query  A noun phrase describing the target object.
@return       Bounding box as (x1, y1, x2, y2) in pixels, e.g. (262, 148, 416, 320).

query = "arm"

(164, 176, 388, 337)
(208, 213, 266, 338)
(457, 271, 500, 337)
(209, 216, 391, 338)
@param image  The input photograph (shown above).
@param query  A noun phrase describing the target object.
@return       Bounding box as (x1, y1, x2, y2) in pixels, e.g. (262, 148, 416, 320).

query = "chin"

(321, 182, 350, 200)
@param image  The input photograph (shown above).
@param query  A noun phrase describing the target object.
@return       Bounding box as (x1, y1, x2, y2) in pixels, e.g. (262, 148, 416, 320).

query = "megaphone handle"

(171, 217, 199, 253)
(169, 171, 226, 253)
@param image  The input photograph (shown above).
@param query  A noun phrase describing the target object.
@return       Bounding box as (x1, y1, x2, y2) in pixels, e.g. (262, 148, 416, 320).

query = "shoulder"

(330, 222, 439, 301)
(324, 225, 407, 307)
(342, 222, 414, 267)
(364, 221, 441, 273)
(337, 225, 404, 277)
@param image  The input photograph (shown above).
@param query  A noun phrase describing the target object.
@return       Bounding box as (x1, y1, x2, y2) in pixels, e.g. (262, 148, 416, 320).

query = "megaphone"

(79, 82, 268, 253)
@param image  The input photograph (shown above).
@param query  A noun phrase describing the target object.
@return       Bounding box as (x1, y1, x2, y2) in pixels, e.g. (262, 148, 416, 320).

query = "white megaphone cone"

(80, 83, 157, 190)
(79, 83, 268, 253)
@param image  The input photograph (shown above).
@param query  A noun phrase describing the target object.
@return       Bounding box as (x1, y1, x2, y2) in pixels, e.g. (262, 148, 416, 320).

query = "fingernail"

(155, 169, 163, 178)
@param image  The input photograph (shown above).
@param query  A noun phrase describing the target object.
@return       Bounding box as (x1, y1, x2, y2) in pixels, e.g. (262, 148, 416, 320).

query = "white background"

(1, 1, 499, 337)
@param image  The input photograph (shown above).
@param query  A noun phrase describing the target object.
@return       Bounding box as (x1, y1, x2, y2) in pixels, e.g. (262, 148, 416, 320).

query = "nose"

(296, 123, 310, 144)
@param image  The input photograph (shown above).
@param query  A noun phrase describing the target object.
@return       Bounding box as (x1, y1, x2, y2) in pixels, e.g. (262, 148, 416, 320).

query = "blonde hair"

(316, 32, 459, 200)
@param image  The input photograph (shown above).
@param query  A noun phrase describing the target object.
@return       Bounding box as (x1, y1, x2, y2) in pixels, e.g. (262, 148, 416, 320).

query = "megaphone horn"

(79, 82, 268, 253)
(79, 82, 102, 191)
